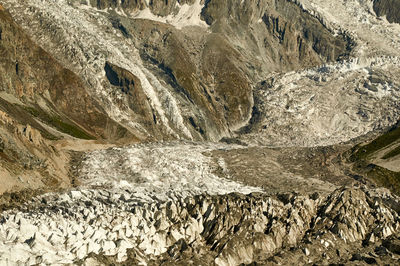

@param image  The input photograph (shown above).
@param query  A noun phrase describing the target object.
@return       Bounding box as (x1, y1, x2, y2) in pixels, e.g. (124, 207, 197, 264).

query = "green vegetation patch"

(23, 105, 94, 140)
(0, 99, 58, 140)
(366, 164, 400, 196)
(369, 166, 400, 196)
(348, 123, 400, 196)
(382, 145, 400, 160)
(353, 160, 400, 196)
(351, 125, 400, 160)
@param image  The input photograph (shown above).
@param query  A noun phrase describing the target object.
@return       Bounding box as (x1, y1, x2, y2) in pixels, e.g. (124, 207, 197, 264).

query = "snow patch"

(79, 142, 261, 201)
(242, 57, 400, 147)
(133, 0, 208, 30)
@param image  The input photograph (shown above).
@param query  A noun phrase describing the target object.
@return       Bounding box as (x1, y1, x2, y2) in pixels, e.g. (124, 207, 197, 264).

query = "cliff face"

(201, 0, 350, 66)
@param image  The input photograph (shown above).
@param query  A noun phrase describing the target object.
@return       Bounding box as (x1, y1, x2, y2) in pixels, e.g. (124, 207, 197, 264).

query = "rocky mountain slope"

(373, 0, 400, 23)
(1, 0, 400, 265)
(2, 0, 352, 142)
(0, 5, 132, 195)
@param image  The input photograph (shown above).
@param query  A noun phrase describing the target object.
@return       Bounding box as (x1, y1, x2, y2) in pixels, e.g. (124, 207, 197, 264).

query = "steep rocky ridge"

(129, 19, 253, 138)
(1, 0, 351, 143)
(0, 8, 125, 141)
(103, 61, 165, 140)
(201, 0, 351, 71)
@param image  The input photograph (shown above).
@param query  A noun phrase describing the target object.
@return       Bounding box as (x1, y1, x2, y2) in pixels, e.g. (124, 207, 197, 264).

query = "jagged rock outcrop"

(0, 186, 399, 265)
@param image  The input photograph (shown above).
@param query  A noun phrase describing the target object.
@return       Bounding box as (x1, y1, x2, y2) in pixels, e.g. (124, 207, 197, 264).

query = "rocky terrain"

(373, 0, 400, 23)
(1, 0, 400, 265)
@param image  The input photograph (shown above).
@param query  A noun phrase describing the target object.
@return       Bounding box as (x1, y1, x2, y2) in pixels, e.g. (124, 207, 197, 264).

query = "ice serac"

(240, 57, 400, 147)
(1, 185, 399, 265)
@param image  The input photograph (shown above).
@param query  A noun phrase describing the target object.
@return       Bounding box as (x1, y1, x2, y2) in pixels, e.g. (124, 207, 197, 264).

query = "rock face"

(201, 0, 350, 66)
(103, 61, 163, 140)
(1, 0, 351, 143)
(373, 0, 400, 24)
